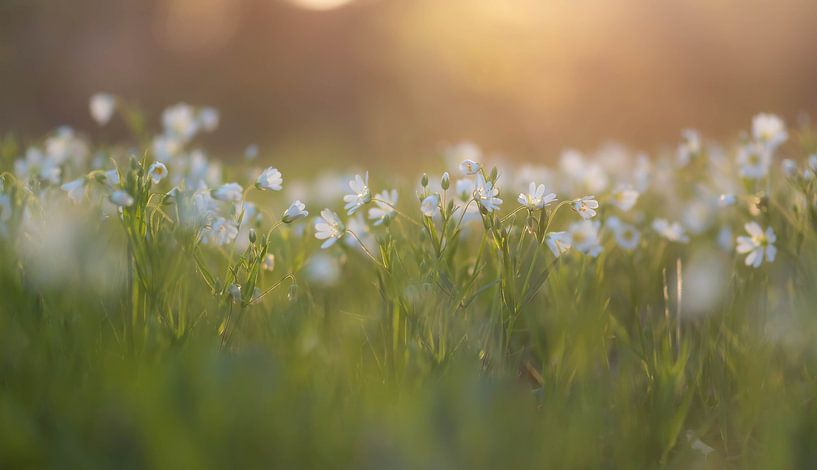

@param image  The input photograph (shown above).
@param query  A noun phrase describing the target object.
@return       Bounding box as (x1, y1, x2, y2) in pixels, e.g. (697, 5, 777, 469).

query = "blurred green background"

(3, 0, 817, 165)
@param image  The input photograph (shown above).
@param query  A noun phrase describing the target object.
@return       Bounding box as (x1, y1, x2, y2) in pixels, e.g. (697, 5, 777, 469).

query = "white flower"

(60, 178, 86, 203)
(751, 113, 787, 150)
(282, 200, 309, 223)
(569, 220, 603, 257)
(147, 161, 168, 184)
(610, 187, 639, 212)
(110, 190, 134, 207)
(368, 189, 398, 225)
(809, 154, 817, 173)
(736, 222, 776, 268)
(652, 218, 689, 243)
(89, 93, 115, 125)
(546, 231, 572, 258)
(152, 134, 183, 162)
(421, 194, 440, 218)
(162, 103, 199, 141)
(198, 107, 220, 132)
(517, 182, 556, 210)
(256, 167, 283, 191)
(14, 147, 61, 185)
(202, 217, 239, 246)
(474, 174, 502, 212)
(261, 253, 275, 272)
(459, 159, 481, 175)
(212, 182, 243, 202)
(572, 196, 599, 219)
(607, 217, 640, 251)
(343, 172, 371, 215)
(676, 129, 701, 166)
(314, 209, 345, 249)
(177, 188, 217, 229)
(103, 169, 120, 187)
(45, 127, 87, 164)
(737, 143, 772, 180)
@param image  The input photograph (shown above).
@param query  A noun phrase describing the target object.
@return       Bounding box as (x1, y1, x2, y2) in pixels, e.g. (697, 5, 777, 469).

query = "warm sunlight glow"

(287, 0, 354, 11)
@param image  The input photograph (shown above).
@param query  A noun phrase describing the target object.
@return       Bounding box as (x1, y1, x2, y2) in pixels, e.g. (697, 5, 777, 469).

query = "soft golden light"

(286, 0, 354, 11)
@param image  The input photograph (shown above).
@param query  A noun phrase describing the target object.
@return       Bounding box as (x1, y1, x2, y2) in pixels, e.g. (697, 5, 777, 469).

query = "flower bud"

(248, 229, 257, 244)
(228, 283, 241, 303)
(421, 173, 429, 188)
(441, 171, 450, 190)
(281, 200, 308, 224)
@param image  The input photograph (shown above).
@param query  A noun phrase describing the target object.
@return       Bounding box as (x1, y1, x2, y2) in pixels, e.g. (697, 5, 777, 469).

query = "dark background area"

(2, 0, 817, 166)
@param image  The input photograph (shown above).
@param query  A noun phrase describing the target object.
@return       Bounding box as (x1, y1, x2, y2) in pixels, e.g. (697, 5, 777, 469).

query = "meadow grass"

(1, 100, 817, 468)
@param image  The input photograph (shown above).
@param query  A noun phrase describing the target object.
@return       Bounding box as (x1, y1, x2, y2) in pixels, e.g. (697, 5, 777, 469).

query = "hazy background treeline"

(2, 0, 817, 167)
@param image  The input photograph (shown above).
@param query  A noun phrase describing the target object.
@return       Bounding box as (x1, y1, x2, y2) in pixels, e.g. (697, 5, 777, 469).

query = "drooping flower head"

(256, 167, 283, 191)
(282, 200, 309, 224)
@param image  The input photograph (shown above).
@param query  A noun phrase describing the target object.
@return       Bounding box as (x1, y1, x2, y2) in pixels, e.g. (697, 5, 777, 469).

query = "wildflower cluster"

(4, 97, 817, 466)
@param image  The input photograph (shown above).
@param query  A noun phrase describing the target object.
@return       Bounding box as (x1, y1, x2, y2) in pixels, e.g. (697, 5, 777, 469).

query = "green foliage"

(1, 106, 817, 468)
